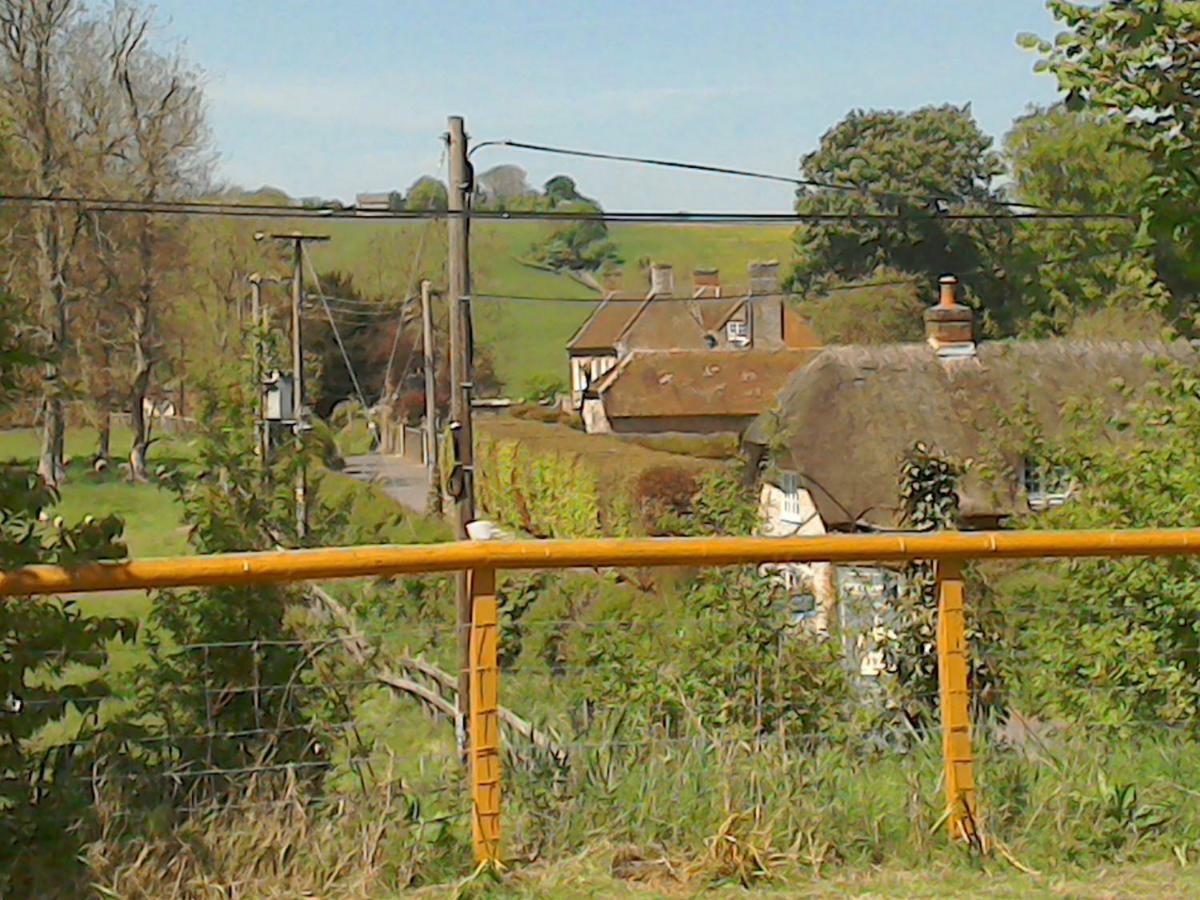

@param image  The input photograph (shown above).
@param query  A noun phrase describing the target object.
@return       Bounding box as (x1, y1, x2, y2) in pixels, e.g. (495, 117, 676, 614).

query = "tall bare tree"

(102, 3, 208, 480)
(0, 0, 84, 486)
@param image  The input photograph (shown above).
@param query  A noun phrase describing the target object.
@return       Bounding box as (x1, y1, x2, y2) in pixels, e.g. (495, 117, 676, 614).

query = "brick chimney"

(601, 268, 623, 296)
(649, 263, 674, 297)
(693, 267, 720, 298)
(924, 274, 975, 357)
(747, 260, 783, 347)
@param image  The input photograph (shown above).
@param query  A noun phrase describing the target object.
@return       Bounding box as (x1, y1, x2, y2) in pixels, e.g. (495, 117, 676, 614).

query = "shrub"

(634, 465, 698, 534)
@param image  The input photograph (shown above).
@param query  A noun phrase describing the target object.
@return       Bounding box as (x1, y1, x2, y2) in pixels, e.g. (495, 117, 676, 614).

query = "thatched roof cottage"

(746, 275, 1195, 535)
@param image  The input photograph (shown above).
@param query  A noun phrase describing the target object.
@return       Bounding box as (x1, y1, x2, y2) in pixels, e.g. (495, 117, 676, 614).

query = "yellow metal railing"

(8, 528, 1200, 864)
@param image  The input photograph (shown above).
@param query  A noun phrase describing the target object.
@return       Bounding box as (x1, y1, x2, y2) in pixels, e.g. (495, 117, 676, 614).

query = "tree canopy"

(1022, 1, 1200, 300)
(789, 105, 1013, 329)
(1002, 106, 1168, 334)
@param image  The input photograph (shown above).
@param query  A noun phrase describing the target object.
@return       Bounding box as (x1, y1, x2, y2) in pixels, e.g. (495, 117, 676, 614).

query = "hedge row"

(473, 418, 718, 538)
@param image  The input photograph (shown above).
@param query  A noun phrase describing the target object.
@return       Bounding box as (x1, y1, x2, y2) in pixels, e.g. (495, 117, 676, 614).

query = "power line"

(303, 247, 371, 416)
(472, 138, 1061, 212)
(0, 192, 1135, 223)
(471, 278, 919, 304)
(470, 138, 844, 190)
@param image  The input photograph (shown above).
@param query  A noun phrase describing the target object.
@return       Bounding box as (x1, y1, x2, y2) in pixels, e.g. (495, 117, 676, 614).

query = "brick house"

(568, 261, 821, 433)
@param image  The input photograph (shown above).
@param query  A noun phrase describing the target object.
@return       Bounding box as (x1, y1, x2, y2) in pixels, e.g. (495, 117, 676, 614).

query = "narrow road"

(342, 453, 431, 514)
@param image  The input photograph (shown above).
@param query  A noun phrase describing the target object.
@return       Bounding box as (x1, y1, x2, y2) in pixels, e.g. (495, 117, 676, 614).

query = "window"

(571, 359, 588, 393)
(779, 470, 804, 522)
(1023, 459, 1073, 511)
(726, 319, 749, 345)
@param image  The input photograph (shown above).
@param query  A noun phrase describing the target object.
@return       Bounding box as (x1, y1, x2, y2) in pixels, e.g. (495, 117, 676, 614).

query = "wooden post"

(936, 558, 977, 841)
(422, 282, 441, 508)
(268, 232, 329, 542)
(468, 566, 501, 865)
(448, 115, 476, 750)
(289, 237, 307, 541)
(248, 274, 267, 466)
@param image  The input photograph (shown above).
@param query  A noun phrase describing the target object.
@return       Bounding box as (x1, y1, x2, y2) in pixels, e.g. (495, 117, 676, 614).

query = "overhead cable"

(470, 138, 1060, 212)
(303, 246, 371, 416)
(0, 192, 1134, 223)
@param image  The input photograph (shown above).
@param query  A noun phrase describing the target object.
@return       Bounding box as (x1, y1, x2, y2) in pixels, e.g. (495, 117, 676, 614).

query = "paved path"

(342, 453, 431, 514)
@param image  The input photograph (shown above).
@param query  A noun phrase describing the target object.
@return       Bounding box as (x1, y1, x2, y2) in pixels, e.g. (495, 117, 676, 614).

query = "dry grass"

(87, 770, 466, 898)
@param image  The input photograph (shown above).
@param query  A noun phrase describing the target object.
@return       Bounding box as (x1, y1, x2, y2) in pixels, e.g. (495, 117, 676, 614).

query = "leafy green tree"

(122, 375, 349, 802)
(0, 286, 133, 893)
(793, 268, 925, 344)
(543, 175, 581, 204)
(566, 472, 849, 740)
(1022, 2, 1200, 301)
(524, 175, 620, 274)
(1003, 106, 1170, 334)
(404, 175, 448, 211)
(789, 105, 1014, 330)
(988, 360, 1200, 732)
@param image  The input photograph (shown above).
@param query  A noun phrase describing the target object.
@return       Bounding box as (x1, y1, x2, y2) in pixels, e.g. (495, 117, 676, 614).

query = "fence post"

(935, 558, 977, 842)
(468, 566, 501, 866)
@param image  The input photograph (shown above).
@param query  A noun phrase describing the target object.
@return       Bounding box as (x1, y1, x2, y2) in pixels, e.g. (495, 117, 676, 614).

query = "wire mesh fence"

(13, 540, 1200, 892)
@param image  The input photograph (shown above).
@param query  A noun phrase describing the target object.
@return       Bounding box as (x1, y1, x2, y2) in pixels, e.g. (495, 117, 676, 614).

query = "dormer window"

(726, 319, 749, 346)
(1023, 459, 1073, 511)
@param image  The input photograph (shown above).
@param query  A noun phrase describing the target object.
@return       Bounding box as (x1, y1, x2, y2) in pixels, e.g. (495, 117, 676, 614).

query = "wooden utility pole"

(248, 273, 267, 464)
(420, 279, 440, 507)
(447, 114, 476, 750)
(269, 232, 330, 542)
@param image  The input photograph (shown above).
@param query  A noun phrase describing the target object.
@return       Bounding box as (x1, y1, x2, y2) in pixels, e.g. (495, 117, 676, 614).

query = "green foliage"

(872, 444, 966, 725)
(795, 268, 925, 344)
(522, 372, 566, 404)
(122, 375, 349, 796)
(0, 288, 134, 893)
(404, 175, 448, 211)
(789, 105, 1013, 330)
(522, 176, 621, 273)
(1023, 2, 1200, 294)
(473, 419, 717, 538)
(986, 361, 1200, 730)
(1002, 106, 1171, 334)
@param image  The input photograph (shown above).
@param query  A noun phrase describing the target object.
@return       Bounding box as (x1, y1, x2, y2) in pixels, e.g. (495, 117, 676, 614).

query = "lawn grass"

(431, 855, 1200, 898)
(0, 425, 195, 618)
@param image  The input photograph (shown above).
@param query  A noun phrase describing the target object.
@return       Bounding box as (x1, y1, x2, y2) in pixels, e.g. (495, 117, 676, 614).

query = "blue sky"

(149, 1, 1065, 211)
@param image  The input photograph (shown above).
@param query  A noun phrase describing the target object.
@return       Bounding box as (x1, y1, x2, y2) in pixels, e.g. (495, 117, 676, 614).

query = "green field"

(294, 220, 794, 395)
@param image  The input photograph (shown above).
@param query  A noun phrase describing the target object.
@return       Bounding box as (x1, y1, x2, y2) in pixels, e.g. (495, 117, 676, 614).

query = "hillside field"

(288, 220, 794, 395)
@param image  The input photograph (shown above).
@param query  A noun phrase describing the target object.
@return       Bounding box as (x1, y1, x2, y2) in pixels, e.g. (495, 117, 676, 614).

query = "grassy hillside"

(198, 216, 793, 397)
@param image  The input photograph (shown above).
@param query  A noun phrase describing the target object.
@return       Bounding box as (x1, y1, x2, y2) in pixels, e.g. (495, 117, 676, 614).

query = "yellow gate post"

(468, 566, 501, 866)
(935, 558, 977, 842)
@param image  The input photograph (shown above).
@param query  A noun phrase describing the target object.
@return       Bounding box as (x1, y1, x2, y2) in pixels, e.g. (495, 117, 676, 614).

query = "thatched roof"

(747, 339, 1197, 529)
(596, 349, 818, 420)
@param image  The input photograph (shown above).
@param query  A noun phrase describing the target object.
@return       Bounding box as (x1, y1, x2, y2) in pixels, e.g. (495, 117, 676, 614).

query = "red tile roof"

(595, 349, 819, 419)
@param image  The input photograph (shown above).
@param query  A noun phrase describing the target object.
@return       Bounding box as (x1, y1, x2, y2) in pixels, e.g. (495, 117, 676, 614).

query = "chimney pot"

(649, 263, 674, 297)
(938, 273, 959, 308)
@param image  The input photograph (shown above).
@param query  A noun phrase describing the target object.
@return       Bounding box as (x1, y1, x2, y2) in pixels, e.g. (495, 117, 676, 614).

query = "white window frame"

(779, 470, 804, 522)
(726, 318, 749, 345)
(1023, 458, 1073, 511)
